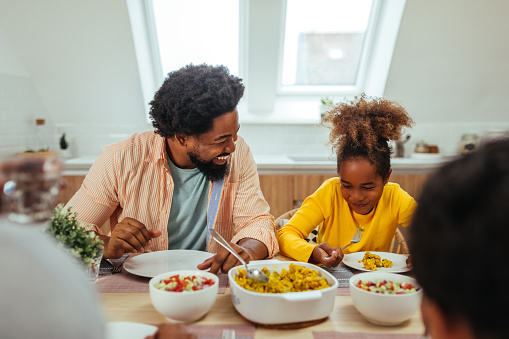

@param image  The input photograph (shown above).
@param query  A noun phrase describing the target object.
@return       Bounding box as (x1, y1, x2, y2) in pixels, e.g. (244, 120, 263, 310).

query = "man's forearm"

(237, 238, 268, 260)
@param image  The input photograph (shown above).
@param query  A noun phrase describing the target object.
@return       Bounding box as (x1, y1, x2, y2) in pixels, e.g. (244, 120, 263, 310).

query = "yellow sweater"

(277, 178, 417, 262)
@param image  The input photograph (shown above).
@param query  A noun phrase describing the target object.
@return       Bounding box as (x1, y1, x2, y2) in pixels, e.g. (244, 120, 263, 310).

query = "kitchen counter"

(254, 154, 454, 174)
(63, 154, 455, 176)
(63, 156, 99, 175)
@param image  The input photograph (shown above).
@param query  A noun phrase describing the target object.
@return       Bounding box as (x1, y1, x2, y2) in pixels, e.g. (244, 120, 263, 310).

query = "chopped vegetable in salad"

(355, 279, 419, 294)
(154, 274, 215, 292)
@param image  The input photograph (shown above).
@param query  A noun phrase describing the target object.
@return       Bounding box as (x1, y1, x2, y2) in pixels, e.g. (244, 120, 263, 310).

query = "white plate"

(105, 322, 157, 339)
(342, 251, 410, 273)
(124, 250, 214, 278)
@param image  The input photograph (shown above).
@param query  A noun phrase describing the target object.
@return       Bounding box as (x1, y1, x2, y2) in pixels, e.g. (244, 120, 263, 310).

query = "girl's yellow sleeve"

(276, 180, 334, 262)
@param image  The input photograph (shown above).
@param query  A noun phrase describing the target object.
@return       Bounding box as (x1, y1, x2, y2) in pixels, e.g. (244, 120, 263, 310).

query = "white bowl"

(149, 270, 218, 322)
(349, 272, 422, 326)
(228, 262, 338, 325)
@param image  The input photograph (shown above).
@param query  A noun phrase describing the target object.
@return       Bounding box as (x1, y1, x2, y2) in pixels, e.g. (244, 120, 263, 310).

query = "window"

(281, 0, 373, 92)
(151, 0, 239, 76)
(127, 0, 406, 123)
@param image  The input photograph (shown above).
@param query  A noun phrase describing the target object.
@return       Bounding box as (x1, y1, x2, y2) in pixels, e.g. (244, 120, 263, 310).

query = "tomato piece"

(156, 274, 215, 292)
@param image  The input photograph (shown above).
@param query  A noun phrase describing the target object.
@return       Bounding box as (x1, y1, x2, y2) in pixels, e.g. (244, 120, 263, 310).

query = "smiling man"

(66, 64, 278, 273)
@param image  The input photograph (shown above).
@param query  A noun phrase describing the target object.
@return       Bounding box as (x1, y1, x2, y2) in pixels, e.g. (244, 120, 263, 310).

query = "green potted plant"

(49, 204, 104, 279)
(320, 97, 334, 118)
(59, 133, 71, 159)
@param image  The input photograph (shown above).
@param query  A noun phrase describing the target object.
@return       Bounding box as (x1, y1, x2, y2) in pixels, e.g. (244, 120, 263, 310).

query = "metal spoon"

(210, 229, 269, 283)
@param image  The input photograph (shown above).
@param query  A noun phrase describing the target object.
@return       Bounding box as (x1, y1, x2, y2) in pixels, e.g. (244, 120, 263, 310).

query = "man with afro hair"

(66, 64, 278, 274)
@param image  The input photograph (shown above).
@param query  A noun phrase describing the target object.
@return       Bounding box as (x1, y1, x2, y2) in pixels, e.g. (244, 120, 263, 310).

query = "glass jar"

(34, 118, 48, 151)
(459, 133, 479, 155)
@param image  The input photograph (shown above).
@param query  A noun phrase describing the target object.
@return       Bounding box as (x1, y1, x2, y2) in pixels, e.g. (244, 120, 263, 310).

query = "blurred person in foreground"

(0, 156, 105, 339)
(66, 64, 278, 273)
(409, 138, 509, 339)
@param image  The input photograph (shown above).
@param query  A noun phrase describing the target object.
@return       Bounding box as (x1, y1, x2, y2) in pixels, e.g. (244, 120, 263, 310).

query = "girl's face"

(339, 157, 390, 215)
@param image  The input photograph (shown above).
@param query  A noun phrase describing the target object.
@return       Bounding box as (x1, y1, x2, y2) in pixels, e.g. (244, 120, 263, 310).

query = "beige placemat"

(336, 287, 351, 296)
(313, 331, 423, 339)
(96, 271, 151, 293)
(96, 270, 228, 294)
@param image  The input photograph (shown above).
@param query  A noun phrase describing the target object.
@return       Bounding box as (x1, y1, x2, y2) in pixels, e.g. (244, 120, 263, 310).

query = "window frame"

(276, 0, 382, 96)
(127, 0, 406, 124)
(126, 0, 164, 123)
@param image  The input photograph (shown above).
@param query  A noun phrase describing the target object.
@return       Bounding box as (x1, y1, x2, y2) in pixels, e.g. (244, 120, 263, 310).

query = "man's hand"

(310, 242, 343, 267)
(101, 217, 161, 259)
(197, 238, 268, 274)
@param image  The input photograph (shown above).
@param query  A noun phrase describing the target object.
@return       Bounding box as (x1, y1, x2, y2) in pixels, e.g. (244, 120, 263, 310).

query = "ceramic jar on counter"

(459, 133, 479, 155)
(414, 140, 430, 153)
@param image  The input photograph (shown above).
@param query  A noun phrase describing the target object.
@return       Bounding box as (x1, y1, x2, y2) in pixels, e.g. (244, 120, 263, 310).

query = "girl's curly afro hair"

(322, 94, 414, 178)
(149, 64, 245, 138)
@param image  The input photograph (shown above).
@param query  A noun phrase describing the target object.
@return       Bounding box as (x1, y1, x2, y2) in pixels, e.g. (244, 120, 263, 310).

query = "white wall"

(386, 0, 509, 123)
(1, 0, 508, 158)
(0, 26, 27, 76)
(384, 0, 509, 154)
(0, 0, 146, 124)
(0, 24, 51, 155)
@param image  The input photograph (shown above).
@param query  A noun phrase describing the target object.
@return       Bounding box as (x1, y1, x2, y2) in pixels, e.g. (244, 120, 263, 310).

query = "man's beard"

(188, 151, 229, 182)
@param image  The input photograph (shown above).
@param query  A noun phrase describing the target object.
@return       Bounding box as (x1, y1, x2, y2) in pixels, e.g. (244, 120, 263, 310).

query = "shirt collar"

(147, 132, 167, 163)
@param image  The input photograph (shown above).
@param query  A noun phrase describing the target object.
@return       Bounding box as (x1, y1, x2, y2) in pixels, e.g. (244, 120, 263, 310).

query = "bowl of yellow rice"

(228, 262, 338, 325)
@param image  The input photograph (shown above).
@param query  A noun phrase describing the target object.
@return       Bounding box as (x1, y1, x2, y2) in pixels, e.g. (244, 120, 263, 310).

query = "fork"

(341, 228, 363, 250)
(324, 228, 363, 260)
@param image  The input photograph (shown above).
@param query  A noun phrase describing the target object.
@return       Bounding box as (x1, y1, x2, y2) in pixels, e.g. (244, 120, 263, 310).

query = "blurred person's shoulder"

(0, 220, 105, 338)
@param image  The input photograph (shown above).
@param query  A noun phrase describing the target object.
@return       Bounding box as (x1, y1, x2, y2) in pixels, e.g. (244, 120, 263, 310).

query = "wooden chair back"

(389, 228, 409, 254)
(274, 208, 299, 232)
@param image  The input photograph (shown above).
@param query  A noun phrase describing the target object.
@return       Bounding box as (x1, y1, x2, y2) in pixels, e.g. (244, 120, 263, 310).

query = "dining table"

(96, 253, 425, 339)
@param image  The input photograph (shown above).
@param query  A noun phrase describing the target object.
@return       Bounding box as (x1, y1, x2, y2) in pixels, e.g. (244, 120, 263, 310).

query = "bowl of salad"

(349, 272, 422, 326)
(149, 270, 218, 322)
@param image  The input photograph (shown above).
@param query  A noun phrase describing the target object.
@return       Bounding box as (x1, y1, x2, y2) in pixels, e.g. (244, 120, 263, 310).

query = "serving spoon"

(210, 229, 269, 283)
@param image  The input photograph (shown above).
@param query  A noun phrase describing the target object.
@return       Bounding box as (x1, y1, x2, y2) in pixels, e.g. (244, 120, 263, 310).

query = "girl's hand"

(310, 242, 343, 267)
(406, 254, 412, 269)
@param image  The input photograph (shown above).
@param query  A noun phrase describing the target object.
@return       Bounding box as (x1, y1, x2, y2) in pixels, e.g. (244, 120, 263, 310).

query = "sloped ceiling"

(0, 0, 147, 124)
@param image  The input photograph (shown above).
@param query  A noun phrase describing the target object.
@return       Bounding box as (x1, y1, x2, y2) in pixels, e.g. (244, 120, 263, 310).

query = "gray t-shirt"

(167, 157, 210, 250)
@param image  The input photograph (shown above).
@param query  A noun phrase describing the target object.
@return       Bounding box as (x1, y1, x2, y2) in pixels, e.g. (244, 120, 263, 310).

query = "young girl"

(277, 95, 416, 267)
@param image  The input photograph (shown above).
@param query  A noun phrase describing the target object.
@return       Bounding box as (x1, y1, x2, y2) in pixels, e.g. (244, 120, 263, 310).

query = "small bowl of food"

(228, 262, 338, 325)
(349, 272, 422, 326)
(149, 270, 218, 322)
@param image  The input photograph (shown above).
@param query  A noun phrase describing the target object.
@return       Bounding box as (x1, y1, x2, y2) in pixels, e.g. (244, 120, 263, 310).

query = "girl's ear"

(383, 168, 392, 185)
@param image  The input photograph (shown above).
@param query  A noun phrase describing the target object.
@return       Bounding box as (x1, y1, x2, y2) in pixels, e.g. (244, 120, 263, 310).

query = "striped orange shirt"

(66, 130, 279, 257)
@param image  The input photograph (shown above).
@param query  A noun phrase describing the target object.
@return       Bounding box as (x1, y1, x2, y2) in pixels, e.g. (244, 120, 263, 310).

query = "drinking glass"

(0, 155, 63, 224)
(87, 246, 104, 284)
